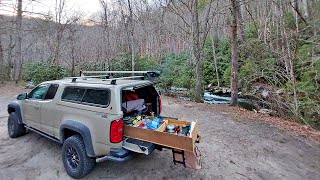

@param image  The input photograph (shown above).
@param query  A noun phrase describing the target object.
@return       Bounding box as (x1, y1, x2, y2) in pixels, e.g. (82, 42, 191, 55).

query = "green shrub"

(203, 37, 231, 87)
(159, 53, 192, 91)
(110, 53, 132, 71)
(23, 61, 69, 85)
(136, 56, 158, 71)
(223, 66, 231, 86)
(284, 12, 296, 30)
(0, 64, 11, 82)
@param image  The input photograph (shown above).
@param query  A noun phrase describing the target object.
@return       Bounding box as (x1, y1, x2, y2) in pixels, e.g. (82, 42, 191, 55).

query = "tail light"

(110, 118, 123, 143)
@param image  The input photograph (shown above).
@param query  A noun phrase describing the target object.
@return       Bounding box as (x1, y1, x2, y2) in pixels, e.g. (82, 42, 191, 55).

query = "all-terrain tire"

(8, 112, 26, 138)
(62, 134, 95, 179)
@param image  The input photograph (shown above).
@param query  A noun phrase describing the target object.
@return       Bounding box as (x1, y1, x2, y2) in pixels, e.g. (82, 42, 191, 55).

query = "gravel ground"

(0, 85, 319, 180)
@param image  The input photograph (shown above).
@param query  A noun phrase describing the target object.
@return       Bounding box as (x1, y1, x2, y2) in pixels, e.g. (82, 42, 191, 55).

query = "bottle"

(150, 120, 158, 130)
(144, 118, 151, 127)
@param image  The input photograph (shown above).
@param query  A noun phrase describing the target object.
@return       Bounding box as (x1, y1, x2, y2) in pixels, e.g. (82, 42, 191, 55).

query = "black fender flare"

(60, 120, 95, 157)
(7, 102, 23, 124)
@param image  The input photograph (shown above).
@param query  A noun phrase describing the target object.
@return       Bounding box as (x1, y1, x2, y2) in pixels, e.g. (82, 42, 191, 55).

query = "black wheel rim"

(66, 146, 80, 169)
(8, 119, 14, 135)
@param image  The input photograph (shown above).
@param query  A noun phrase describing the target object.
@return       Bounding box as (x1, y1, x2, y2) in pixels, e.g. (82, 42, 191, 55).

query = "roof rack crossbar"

(81, 71, 160, 78)
(64, 75, 145, 83)
(65, 75, 110, 79)
(101, 76, 144, 81)
(81, 71, 155, 75)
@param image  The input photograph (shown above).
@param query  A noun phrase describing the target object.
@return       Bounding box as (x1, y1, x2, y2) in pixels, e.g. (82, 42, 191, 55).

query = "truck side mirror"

(17, 93, 28, 100)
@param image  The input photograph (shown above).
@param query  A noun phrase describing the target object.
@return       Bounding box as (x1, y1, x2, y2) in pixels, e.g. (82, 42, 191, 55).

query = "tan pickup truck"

(7, 71, 200, 178)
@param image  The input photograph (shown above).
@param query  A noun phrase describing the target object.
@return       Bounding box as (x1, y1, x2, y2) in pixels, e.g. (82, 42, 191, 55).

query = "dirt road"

(0, 85, 319, 180)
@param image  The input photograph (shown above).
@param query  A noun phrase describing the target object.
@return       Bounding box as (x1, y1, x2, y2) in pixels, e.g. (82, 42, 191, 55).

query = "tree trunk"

(192, 0, 203, 103)
(127, 0, 135, 71)
(230, 0, 239, 106)
(302, 0, 309, 18)
(236, 0, 246, 43)
(107, 17, 111, 71)
(71, 51, 75, 76)
(14, 0, 22, 83)
(0, 35, 3, 65)
(100, 0, 111, 70)
(53, 0, 66, 66)
(294, 0, 299, 33)
(7, 35, 14, 80)
(290, 47, 299, 121)
(291, 0, 300, 121)
(53, 31, 62, 65)
(264, 9, 271, 44)
(70, 30, 76, 76)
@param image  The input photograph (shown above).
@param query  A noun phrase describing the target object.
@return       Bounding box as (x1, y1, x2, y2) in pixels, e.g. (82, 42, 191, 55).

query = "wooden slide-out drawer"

(123, 118, 199, 152)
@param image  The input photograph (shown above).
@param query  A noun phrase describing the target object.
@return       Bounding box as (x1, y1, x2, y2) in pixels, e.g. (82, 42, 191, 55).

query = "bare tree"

(7, 34, 15, 80)
(167, 0, 214, 102)
(230, 0, 239, 106)
(301, 0, 309, 18)
(100, 0, 111, 70)
(0, 35, 3, 65)
(290, 0, 300, 121)
(127, 0, 135, 71)
(68, 27, 77, 76)
(236, 0, 246, 43)
(52, 0, 66, 65)
(13, 0, 22, 82)
(52, 0, 79, 66)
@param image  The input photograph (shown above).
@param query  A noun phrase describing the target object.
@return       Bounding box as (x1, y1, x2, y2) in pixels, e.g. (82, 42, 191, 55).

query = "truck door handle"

(35, 105, 40, 109)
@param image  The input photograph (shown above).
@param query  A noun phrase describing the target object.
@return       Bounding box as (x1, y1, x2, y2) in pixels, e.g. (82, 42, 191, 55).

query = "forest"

(0, 0, 319, 128)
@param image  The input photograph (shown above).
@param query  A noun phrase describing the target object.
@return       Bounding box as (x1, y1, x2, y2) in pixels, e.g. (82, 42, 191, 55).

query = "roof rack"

(65, 70, 161, 85)
(80, 70, 160, 77)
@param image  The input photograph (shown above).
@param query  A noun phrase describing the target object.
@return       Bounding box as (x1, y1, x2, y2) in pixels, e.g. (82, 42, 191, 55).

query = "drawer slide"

(122, 138, 155, 155)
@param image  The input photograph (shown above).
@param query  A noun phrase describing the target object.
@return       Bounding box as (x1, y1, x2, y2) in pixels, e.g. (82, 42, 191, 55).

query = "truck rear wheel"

(8, 112, 25, 138)
(62, 134, 95, 179)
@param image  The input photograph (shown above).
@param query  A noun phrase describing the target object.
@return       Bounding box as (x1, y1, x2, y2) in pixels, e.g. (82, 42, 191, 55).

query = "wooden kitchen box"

(123, 118, 199, 152)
